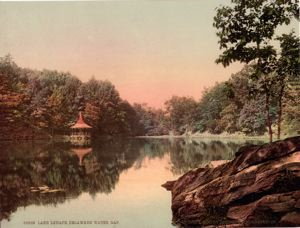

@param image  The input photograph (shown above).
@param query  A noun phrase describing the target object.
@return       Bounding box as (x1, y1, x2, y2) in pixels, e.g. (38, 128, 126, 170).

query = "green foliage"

(79, 78, 126, 135)
(165, 96, 198, 135)
(133, 103, 169, 136)
(196, 83, 230, 134)
(0, 56, 147, 138)
(276, 30, 300, 79)
(238, 99, 266, 135)
(213, 0, 298, 142)
(213, 0, 297, 68)
(0, 55, 29, 136)
(274, 30, 300, 138)
(282, 80, 300, 135)
(0, 54, 298, 138)
(219, 103, 239, 133)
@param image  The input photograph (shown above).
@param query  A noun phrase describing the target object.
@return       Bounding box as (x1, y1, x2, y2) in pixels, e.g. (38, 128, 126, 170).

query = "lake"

(0, 138, 263, 228)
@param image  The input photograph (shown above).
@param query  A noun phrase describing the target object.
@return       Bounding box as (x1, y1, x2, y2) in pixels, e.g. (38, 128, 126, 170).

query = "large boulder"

(162, 136, 300, 227)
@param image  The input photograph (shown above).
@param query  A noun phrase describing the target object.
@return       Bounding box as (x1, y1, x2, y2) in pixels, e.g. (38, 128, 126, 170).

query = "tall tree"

(275, 31, 300, 139)
(213, 0, 298, 142)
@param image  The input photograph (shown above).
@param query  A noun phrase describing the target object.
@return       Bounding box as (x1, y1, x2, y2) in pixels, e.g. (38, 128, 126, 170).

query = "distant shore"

(1, 131, 297, 142)
(135, 131, 295, 141)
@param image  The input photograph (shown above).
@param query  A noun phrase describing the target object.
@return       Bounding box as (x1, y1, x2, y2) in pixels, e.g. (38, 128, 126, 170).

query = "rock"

(161, 181, 176, 191)
(280, 211, 300, 226)
(227, 190, 300, 226)
(162, 136, 300, 227)
(205, 160, 230, 168)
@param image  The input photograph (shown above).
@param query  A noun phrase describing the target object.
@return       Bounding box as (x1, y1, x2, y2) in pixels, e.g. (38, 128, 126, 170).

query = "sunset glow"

(0, 1, 297, 107)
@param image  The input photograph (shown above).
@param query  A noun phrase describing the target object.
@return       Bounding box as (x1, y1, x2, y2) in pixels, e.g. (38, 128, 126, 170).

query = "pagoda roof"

(71, 112, 92, 129)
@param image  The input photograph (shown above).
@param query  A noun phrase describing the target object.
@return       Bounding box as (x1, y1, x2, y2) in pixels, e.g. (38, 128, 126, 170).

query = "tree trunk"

(265, 92, 272, 143)
(277, 84, 285, 140)
(256, 41, 273, 142)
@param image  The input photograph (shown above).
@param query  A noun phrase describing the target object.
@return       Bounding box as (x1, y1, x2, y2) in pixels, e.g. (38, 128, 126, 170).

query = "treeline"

(0, 55, 172, 138)
(0, 54, 299, 139)
(165, 64, 299, 137)
(0, 55, 151, 138)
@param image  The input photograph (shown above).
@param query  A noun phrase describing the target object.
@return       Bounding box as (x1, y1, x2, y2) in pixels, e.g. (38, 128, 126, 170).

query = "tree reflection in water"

(0, 138, 263, 221)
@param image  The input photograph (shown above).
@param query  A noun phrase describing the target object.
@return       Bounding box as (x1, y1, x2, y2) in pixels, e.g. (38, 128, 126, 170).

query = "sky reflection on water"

(0, 138, 264, 228)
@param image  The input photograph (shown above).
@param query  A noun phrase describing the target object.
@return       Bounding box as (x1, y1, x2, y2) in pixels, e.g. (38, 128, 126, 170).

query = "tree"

(213, 0, 298, 142)
(238, 98, 266, 135)
(165, 96, 198, 135)
(196, 83, 230, 134)
(80, 78, 130, 135)
(0, 54, 154, 138)
(219, 103, 239, 133)
(275, 30, 300, 139)
(133, 103, 169, 136)
(282, 80, 300, 135)
(27, 70, 81, 134)
(0, 55, 28, 138)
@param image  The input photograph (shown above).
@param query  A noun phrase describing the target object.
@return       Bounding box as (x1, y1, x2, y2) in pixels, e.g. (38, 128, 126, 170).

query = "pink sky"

(0, 1, 297, 108)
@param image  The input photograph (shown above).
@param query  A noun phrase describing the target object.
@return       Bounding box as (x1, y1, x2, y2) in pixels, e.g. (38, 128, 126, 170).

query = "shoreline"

(135, 132, 298, 141)
(1, 133, 297, 143)
(135, 133, 269, 140)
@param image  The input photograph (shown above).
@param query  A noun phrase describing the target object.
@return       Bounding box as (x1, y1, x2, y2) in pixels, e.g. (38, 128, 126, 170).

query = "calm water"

(0, 138, 263, 228)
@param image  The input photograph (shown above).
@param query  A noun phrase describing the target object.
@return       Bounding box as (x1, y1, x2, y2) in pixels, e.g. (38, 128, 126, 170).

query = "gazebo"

(70, 112, 92, 146)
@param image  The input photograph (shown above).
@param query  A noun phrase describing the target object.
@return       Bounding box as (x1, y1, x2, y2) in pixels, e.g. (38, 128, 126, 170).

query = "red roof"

(71, 112, 92, 129)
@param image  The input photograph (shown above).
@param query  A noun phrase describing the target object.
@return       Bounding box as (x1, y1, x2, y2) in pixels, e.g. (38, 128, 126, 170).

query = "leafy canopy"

(213, 0, 298, 68)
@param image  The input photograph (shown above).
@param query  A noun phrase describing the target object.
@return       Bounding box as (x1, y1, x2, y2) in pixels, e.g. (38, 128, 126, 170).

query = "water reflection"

(0, 138, 263, 222)
(71, 147, 92, 166)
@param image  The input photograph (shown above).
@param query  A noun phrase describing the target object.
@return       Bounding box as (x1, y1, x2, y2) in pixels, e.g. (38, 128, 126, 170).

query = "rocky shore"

(162, 136, 300, 227)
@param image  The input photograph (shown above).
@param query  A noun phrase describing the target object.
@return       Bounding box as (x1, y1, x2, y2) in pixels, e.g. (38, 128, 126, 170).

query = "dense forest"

(0, 55, 142, 138)
(0, 52, 298, 140)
